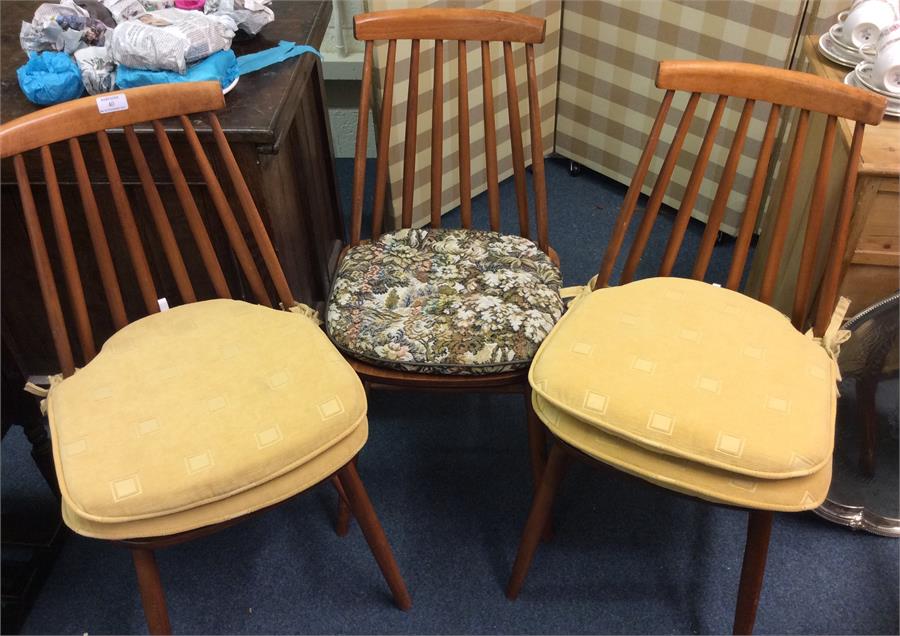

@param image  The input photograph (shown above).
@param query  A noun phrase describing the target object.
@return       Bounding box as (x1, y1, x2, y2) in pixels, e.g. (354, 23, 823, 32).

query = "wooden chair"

(504, 61, 886, 634)
(327, 9, 560, 533)
(0, 82, 410, 634)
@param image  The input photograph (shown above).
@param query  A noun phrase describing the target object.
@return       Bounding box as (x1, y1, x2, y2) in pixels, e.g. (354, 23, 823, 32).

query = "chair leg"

(506, 442, 570, 600)
(331, 475, 352, 537)
(732, 510, 774, 635)
(524, 386, 553, 541)
(857, 376, 878, 478)
(131, 547, 172, 635)
(336, 461, 412, 611)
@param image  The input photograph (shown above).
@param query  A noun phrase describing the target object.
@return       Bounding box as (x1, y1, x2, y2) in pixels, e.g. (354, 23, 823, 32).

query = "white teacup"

(861, 21, 900, 92)
(834, 0, 899, 48)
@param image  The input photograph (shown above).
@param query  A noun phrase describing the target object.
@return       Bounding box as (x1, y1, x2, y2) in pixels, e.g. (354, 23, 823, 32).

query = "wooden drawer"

(839, 263, 900, 314)
(850, 179, 900, 266)
(839, 175, 900, 313)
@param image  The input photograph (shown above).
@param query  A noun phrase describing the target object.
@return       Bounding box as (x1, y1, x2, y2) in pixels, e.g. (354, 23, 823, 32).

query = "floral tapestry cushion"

(326, 228, 564, 375)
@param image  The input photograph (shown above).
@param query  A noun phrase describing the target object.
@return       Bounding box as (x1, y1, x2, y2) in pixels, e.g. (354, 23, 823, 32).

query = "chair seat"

(529, 277, 838, 484)
(326, 228, 564, 375)
(48, 299, 367, 538)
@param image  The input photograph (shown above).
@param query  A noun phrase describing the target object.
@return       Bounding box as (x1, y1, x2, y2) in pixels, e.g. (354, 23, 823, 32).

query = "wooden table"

(748, 36, 899, 319)
(1, 0, 345, 376)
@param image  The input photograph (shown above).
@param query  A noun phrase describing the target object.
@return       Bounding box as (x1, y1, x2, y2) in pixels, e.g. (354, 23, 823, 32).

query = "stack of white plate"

(819, 28, 867, 66)
(845, 61, 900, 116)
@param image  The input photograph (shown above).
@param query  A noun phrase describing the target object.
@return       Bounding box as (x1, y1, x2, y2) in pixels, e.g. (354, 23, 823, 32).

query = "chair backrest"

(350, 8, 550, 253)
(594, 60, 886, 337)
(0, 82, 297, 378)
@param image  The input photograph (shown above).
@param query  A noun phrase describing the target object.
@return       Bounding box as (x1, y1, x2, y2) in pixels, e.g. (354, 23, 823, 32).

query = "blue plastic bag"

(116, 49, 239, 91)
(17, 51, 84, 105)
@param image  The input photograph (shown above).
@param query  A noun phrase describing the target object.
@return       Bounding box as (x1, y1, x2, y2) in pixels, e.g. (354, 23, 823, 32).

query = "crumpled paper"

(74, 0, 117, 27)
(20, 0, 107, 54)
(205, 0, 272, 35)
(74, 45, 116, 94)
(99, 0, 147, 23)
(106, 7, 236, 73)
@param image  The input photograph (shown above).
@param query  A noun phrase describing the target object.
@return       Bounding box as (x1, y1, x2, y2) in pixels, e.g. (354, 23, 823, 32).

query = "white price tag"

(96, 93, 128, 114)
(157, 297, 170, 311)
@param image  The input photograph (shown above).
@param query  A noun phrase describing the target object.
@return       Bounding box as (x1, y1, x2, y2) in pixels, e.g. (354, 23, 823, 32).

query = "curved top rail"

(354, 8, 546, 43)
(657, 60, 885, 125)
(0, 82, 225, 158)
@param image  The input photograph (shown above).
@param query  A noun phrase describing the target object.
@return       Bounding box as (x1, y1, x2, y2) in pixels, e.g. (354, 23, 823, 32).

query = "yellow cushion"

(534, 394, 831, 512)
(61, 424, 367, 540)
(530, 277, 837, 480)
(48, 299, 367, 532)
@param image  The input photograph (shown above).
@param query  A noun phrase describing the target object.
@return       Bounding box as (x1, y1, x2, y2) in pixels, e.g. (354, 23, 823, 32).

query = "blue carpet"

(3, 158, 898, 634)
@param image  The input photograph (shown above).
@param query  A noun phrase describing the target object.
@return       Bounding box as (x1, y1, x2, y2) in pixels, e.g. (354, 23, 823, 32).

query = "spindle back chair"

(0, 82, 295, 378)
(505, 61, 887, 635)
(326, 9, 556, 540)
(350, 8, 550, 254)
(0, 82, 411, 634)
(593, 60, 885, 335)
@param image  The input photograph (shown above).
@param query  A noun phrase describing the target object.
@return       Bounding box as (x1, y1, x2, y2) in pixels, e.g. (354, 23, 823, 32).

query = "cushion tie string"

(24, 372, 66, 416)
(560, 274, 599, 310)
(282, 301, 323, 326)
(805, 296, 852, 384)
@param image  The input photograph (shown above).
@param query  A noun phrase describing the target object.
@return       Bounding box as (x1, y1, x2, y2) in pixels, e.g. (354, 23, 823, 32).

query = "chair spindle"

(352, 41, 375, 244)
(372, 39, 397, 240)
(209, 113, 295, 309)
(151, 120, 231, 300)
(621, 92, 701, 284)
(525, 44, 549, 254)
(726, 104, 782, 290)
(596, 90, 675, 287)
(792, 115, 837, 328)
(97, 129, 160, 315)
(481, 41, 501, 232)
(691, 98, 755, 281)
(504, 41, 529, 239)
(759, 109, 811, 304)
(458, 40, 473, 228)
(69, 137, 129, 330)
(41, 144, 96, 361)
(431, 39, 444, 228)
(814, 122, 866, 336)
(401, 39, 420, 228)
(658, 95, 727, 277)
(13, 154, 76, 377)
(124, 126, 196, 304)
(179, 115, 269, 306)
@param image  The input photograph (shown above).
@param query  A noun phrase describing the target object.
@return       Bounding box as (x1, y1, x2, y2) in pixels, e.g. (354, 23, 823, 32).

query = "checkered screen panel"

(555, 0, 813, 236)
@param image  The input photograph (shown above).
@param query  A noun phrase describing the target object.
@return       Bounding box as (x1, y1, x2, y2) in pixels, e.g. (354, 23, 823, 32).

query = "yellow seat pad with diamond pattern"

(529, 277, 837, 480)
(48, 299, 366, 526)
